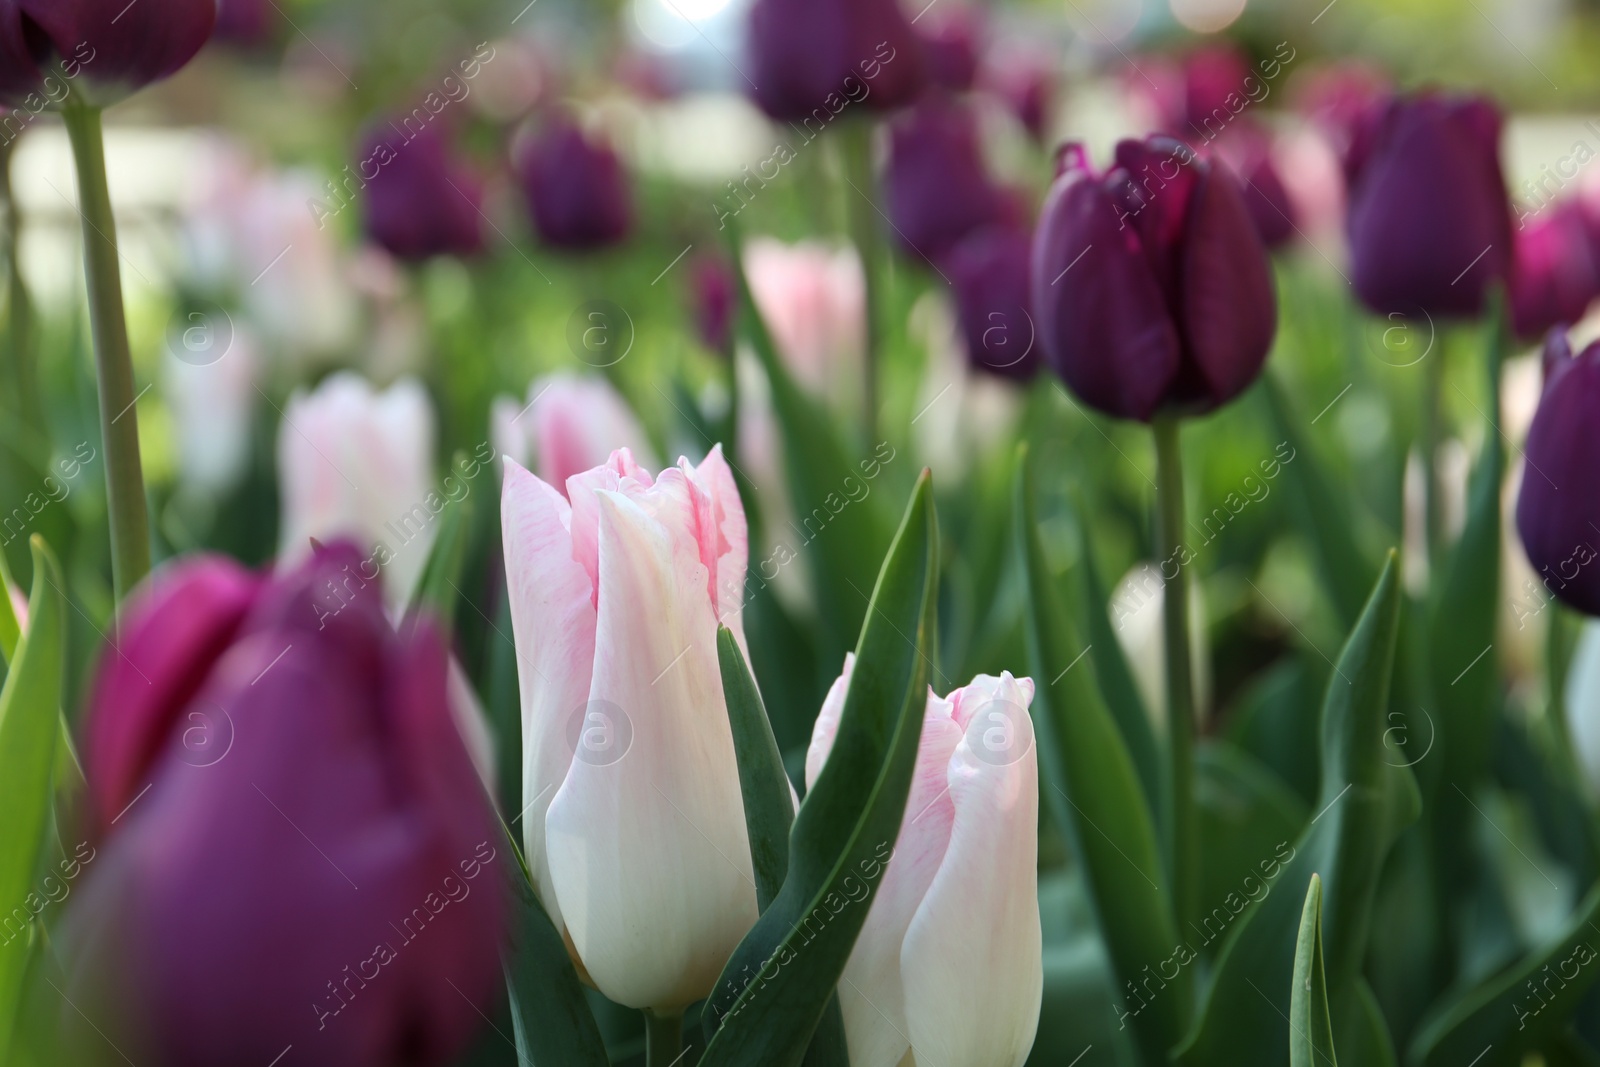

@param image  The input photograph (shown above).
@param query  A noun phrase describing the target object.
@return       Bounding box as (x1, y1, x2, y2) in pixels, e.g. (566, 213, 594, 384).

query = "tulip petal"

(545, 489, 756, 1010)
(682, 444, 750, 637)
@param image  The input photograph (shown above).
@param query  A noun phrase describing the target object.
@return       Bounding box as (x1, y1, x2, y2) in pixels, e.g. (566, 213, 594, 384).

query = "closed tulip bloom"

(916, 7, 981, 93)
(1346, 91, 1511, 318)
(516, 116, 632, 251)
(692, 253, 738, 354)
(744, 236, 866, 396)
(1515, 331, 1600, 616)
(501, 446, 757, 1010)
(1031, 137, 1277, 422)
(361, 124, 485, 261)
(490, 372, 658, 492)
(0, 0, 215, 106)
(946, 226, 1040, 380)
(886, 97, 1004, 262)
(806, 659, 1042, 1067)
(1510, 201, 1600, 341)
(277, 373, 438, 607)
(66, 545, 505, 1067)
(746, 0, 925, 122)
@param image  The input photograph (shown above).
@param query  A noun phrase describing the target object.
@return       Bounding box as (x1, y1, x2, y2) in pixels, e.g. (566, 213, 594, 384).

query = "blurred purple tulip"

(361, 123, 486, 261)
(916, 7, 981, 93)
(515, 116, 633, 251)
(886, 96, 1004, 262)
(68, 544, 506, 1067)
(1511, 201, 1600, 341)
(1216, 125, 1297, 250)
(1180, 44, 1253, 136)
(946, 226, 1041, 380)
(983, 54, 1053, 143)
(1346, 91, 1511, 319)
(1031, 137, 1277, 422)
(691, 253, 737, 353)
(1516, 332, 1600, 616)
(0, 0, 216, 106)
(745, 0, 926, 122)
(213, 0, 274, 45)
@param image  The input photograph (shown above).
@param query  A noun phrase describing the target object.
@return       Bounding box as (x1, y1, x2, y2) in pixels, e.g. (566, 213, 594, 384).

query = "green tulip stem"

(1, 135, 39, 432)
(62, 103, 149, 603)
(1422, 336, 1447, 562)
(644, 1008, 683, 1067)
(1153, 415, 1197, 935)
(840, 119, 881, 440)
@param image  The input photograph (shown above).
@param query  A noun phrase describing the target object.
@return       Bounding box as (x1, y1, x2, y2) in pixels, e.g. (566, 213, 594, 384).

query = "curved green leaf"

(699, 471, 938, 1067)
(1291, 874, 1336, 1067)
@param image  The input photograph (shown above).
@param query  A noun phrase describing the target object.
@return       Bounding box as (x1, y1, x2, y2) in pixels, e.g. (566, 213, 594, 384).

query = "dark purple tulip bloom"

(1031, 137, 1277, 422)
(1216, 126, 1297, 250)
(1510, 201, 1600, 341)
(886, 96, 1003, 261)
(1346, 91, 1512, 319)
(946, 226, 1040, 380)
(746, 0, 926, 122)
(692, 254, 736, 354)
(1516, 332, 1600, 616)
(361, 123, 486, 261)
(516, 116, 633, 251)
(0, 0, 216, 107)
(916, 7, 981, 93)
(66, 544, 506, 1067)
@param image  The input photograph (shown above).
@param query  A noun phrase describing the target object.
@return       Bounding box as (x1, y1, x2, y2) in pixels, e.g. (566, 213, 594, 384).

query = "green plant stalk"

(1153, 415, 1197, 936)
(62, 104, 149, 602)
(1, 135, 39, 431)
(840, 120, 881, 440)
(1421, 338, 1447, 563)
(644, 1009, 683, 1067)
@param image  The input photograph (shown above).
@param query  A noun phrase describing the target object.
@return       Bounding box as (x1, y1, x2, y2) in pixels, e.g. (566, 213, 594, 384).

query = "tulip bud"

(1515, 331, 1600, 616)
(0, 0, 216, 107)
(277, 373, 438, 608)
(515, 116, 633, 251)
(744, 236, 866, 396)
(806, 659, 1042, 1067)
(1031, 137, 1277, 422)
(1346, 91, 1511, 318)
(1510, 201, 1600, 341)
(886, 97, 1004, 262)
(945, 226, 1040, 380)
(360, 123, 486, 261)
(501, 446, 757, 1010)
(745, 0, 926, 122)
(490, 372, 658, 492)
(692, 253, 738, 354)
(66, 545, 505, 1067)
(916, 7, 981, 93)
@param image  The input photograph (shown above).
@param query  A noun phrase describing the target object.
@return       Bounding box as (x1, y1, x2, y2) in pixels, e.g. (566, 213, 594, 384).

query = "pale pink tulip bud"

(490, 373, 658, 494)
(743, 237, 865, 398)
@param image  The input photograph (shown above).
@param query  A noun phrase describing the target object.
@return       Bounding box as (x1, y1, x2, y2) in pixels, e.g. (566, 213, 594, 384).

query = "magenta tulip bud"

(361, 123, 486, 261)
(916, 7, 981, 93)
(67, 544, 506, 1067)
(1346, 91, 1512, 319)
(515, 116, 633, 252)
(1031, 137, 1277, 422)
(745, 0, 926, 122)
(1516, 332, 1600, 616)
(946, 226, 1040, 381)
(886, 96, 1004, 262)
(1510, 201, 1600, 341)
(0, 0, 216, 107)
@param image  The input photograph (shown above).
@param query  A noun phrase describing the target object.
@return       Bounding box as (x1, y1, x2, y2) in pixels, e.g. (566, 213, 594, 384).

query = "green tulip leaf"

(1290, 874, 1336, 1067)
(699, 470, 938, 1067)
(404, 458, 476, 634)
(1016, 445, 1186, 1065)
(0, 537, 20, 666)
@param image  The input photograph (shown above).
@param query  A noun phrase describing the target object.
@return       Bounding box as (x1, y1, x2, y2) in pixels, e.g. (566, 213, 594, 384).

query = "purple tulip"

(361, 123, 486, 261)
(1510, 201, 1600, 341)
(1516, 332, 1600, 616)
(1031, 137, 1277, 422)
(1180, 45, 1252, 136)
(213, 0, 274, 45)
(67, 544, 506, 1067)
(0, 0, 216, 107)
(886, 96, 1004, 262)
(691, 253, 737, 354)
(1346, 91, 1511, 319)
(745, 0, 926, 122)
(916, 7, 981, 93)
(516, 116, 633, 252)
(1216, 125, 1297, 251)
(946, 226, 1040, 381)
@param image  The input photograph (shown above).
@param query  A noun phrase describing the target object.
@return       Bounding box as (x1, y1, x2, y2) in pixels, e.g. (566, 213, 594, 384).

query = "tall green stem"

(62, 104, 149, 602)
(1153, 415, 1196, 936)
(643, 1009, 682, 1067)
(1421, 339, 1447, 565)
(840, 120, 880, 440)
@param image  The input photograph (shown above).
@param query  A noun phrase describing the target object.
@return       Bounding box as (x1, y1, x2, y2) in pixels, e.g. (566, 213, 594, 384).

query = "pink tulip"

(490, 373, 657, 495)
(806, 658, 1042, 1067)
(500, 446, 757, 1010)
(743, 237, 865, 398)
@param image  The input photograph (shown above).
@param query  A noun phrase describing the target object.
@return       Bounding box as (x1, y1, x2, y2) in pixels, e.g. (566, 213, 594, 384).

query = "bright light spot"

(1170, 0, 1247, 34)
(633, 0, 731, 49)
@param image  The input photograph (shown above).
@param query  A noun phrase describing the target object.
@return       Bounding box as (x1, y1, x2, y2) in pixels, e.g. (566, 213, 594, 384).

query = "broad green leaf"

(1016, 446, 1186, 1065)
(725, 220, 894, 668)
(1291, 874, 1336, 1067)
(0, 537, 66, 1056)
(404, 460, 476, 633)
(719, 625, 794, 910)
(699, 471, 938, 1067)
(1178, 552, 1414, 1067)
